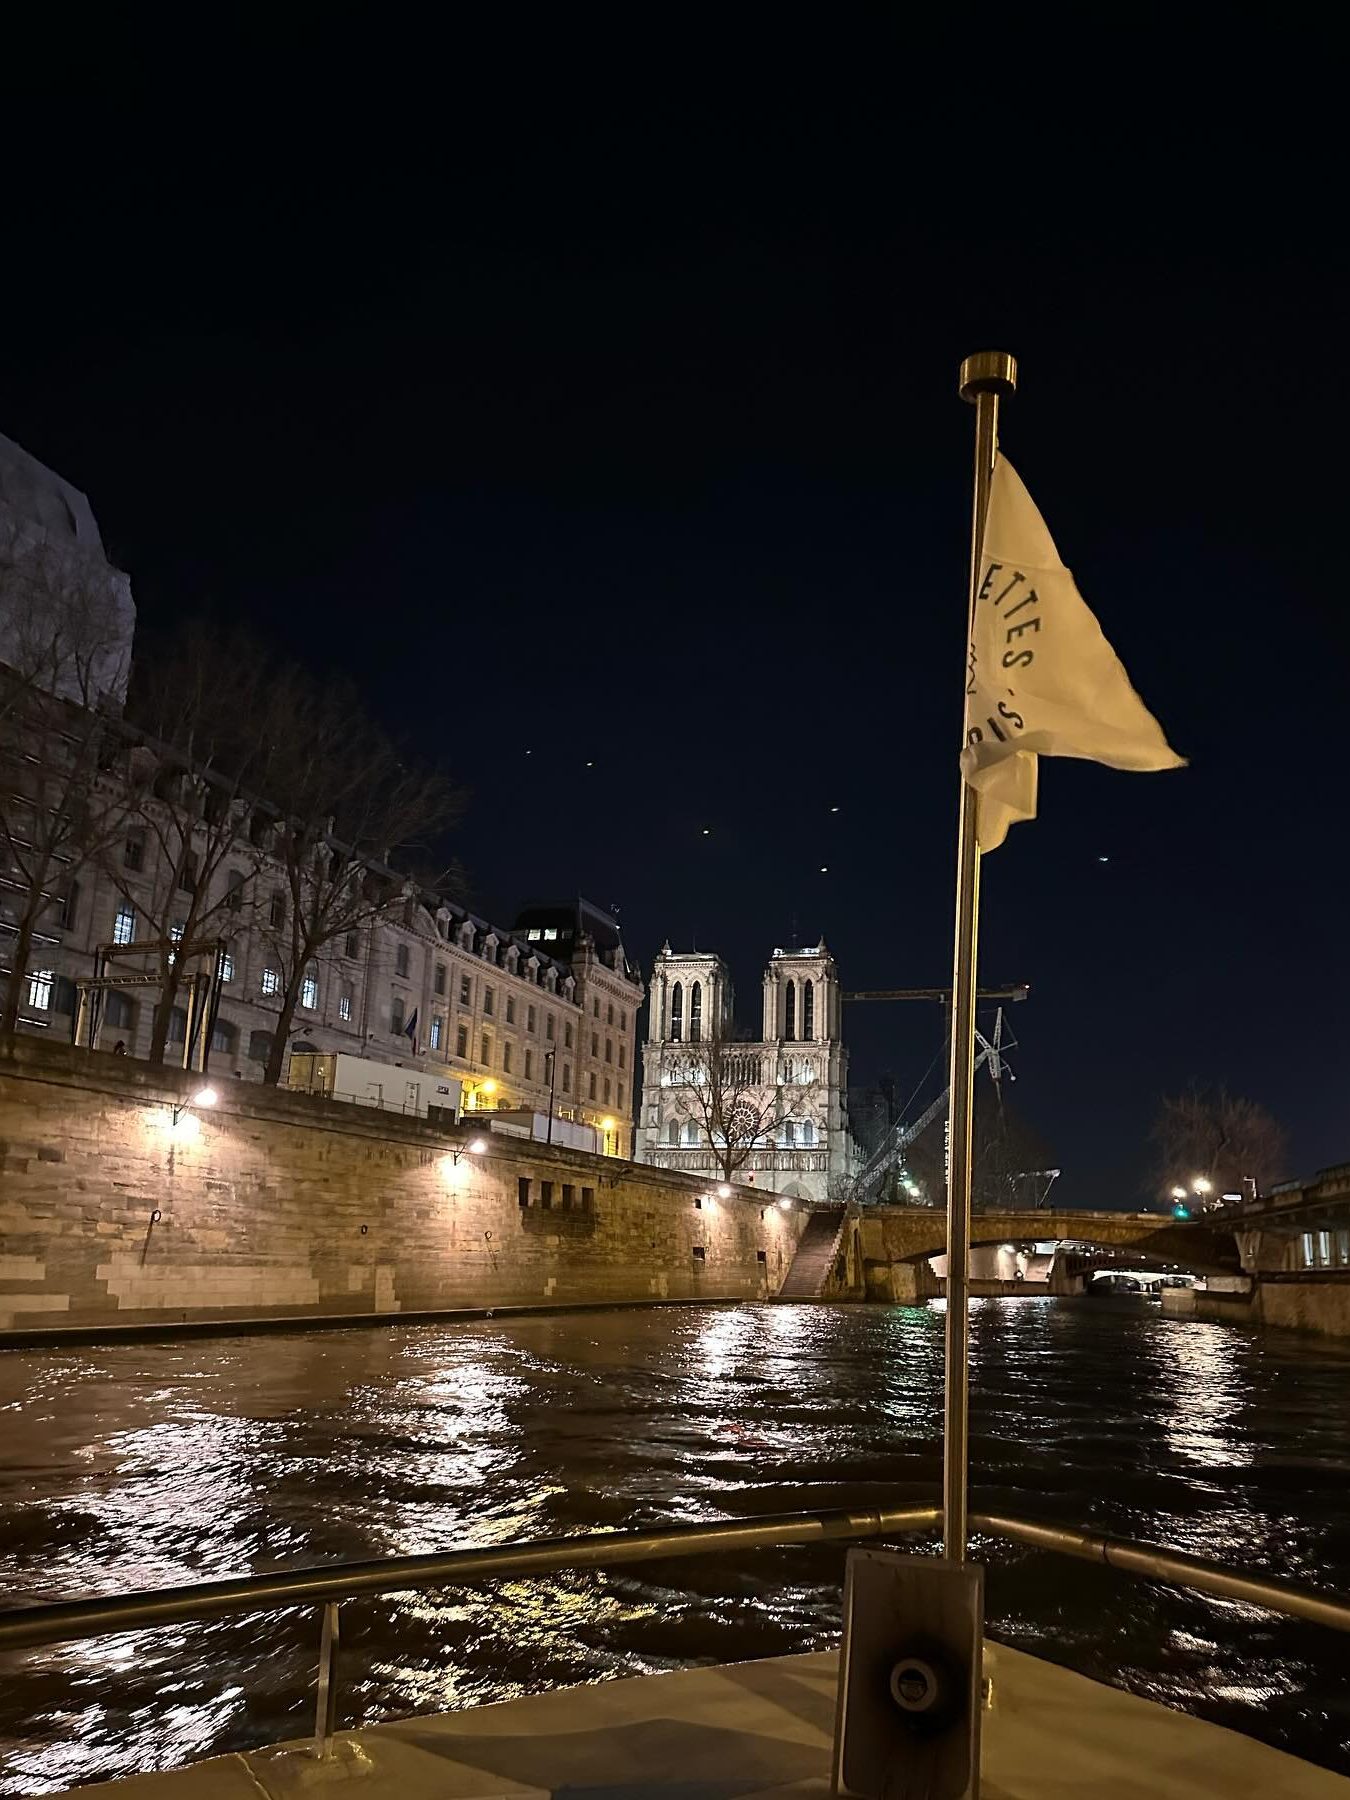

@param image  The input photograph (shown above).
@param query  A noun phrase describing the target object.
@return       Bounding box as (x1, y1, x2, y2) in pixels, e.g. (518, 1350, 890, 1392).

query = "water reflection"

(2, 1301, 1350, 1791)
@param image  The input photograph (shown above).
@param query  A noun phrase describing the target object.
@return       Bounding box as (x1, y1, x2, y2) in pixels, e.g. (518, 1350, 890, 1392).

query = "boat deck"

(54, 1643, 1350, 1799)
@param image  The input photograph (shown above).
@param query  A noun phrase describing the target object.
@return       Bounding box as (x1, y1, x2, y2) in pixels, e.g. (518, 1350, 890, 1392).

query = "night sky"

(4, 23, 1346, 1206)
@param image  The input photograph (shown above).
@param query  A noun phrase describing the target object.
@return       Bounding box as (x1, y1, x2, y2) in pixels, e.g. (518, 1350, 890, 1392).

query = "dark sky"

(4, 22, 1346, 1206)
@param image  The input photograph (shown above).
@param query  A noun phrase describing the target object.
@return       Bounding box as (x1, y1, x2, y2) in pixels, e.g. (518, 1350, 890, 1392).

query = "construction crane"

(843, 983, 1030, 1005)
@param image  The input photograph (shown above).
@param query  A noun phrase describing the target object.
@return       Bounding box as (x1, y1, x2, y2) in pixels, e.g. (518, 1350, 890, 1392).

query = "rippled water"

(2, 1298, 1350, 1791)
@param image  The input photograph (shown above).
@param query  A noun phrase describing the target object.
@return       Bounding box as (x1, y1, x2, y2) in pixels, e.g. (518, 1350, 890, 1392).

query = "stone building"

(635, 941, 856, 1203)
(0, 432, 643, 1156)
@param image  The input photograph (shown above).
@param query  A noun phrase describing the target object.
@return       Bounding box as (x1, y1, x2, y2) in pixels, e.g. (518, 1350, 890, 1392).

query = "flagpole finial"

(959, 350, 1017, 403)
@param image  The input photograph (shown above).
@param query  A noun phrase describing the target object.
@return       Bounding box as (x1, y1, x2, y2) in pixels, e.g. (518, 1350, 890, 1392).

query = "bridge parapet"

(859, 1208, 1241, 1277)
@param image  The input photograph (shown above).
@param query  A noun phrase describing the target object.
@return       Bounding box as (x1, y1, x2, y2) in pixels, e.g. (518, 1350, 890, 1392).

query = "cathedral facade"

(636, 941, 856, 1205)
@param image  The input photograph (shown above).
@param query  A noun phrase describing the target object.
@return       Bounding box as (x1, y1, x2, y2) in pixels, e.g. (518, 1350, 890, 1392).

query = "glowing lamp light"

(1001, 1243, 1017, 1254)
(481, 1079, 498, 1095)
(717, 1184, 732, 1199)
(1170, 1186, 1188, 1201)
(778, 1196, 793, 1211)
(601, 1117, 616, 1131)
(468, 1138, 487, 1154)
(1192, 1176, 1212, 1195)
(194, 1086, 218, 1108)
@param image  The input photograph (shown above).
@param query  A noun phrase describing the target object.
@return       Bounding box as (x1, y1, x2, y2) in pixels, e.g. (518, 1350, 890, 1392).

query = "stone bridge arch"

(858, 1207, 1240, 1281)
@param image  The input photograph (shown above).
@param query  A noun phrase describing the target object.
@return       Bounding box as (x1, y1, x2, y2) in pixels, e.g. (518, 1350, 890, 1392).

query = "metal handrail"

(3, 1502, 1349, 1762)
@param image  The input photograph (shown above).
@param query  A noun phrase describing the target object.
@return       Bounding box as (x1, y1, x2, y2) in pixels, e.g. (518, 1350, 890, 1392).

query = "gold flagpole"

(944, 350, 1017, 1562)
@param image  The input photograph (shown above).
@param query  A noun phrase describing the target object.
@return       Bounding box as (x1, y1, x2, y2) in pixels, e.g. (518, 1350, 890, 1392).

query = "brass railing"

(2, 1502, 1348, 1762)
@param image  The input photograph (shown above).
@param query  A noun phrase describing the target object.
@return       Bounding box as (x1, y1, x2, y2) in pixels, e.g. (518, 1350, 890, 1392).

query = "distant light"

(1192, 1176, 1212, 1194)
(194, 1086, 218, 1108)
(819, 866, 828, 874)
(702, 828, 711, 836)
(1173, 1203, 1191, 1219)
(1001, 1242, 1017, 1253)
(1098, 855, 1109, 863)
(717, 1184, 732, 1199)
(1170, 1186, 1188, 1201)
(830, 806, 840, 813)
(468, 1138, 487, 1154)
(601, 1116, 616, 1131)
(481, 1079, 498, 1095)
(778, 1196, 793, 1210)
(586, 760, 594, 768)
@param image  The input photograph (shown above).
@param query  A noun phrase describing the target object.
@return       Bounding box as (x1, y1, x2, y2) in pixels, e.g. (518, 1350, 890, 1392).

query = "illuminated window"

(670, 981, 683, 1042)
(527, 928, 541, 940)
(784, 979, 796, 1042)
(300, 972, 319, 1009)
(803, 980, 814, 1041)
(112, 904, 136, 946)
(339, 984, 353, 1022)
(430, 1015, 443, 1050)
(456, 1023, 469, 1057)
(28, 969, 54, 1011)
(690, 982, 702, 1043)
(543, 926, 558, 941)
(261, 967, 280, 997)
(220, 953, 235, 983)
(169, 922, 184, 943)
(396, 944, 410, 978)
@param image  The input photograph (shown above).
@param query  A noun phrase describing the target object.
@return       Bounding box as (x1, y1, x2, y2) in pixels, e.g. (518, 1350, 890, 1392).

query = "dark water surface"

(2, 1298, 1349, 1792)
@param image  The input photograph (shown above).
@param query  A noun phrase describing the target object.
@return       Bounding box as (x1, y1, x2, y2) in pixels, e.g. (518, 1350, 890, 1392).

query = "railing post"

(313, 1600, 341, 1758)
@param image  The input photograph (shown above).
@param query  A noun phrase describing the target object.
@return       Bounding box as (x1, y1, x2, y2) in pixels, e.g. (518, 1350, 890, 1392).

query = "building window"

(591, 1032, 599, 1057)
(106, 991, 135, 1031)
(434, 962, 447, 996)
(692, 1245, 706, 1263)
(57, 883, 79, 930)
(167, 1007, 188, 1046)
(684, 1120, 700, 1146)
(430, 1015, 443, 1050)
(506, 996, 516, 1025)
(339, 984, 353, 1022)
(396, 944, 410, 978)
(112, 903, 136, 946)
(269, 892, 286, 929)
(671, 982, 683, 1042)
(210, 1017, 237, 1056)
(503, 1042, 513, 1074)
(220, 953, 235, 983)
(619, 1083, 626, 1109)
(593, 997, 600, 1018)
(391, 995, 405, 1034)
(28, 969, 54, 1011)
(481, 1031, 491, 1065)
(783, 1120, 796, 1147)
(620, 1010, 627, 1031)
(603, 1077, 611, 1104)
(456, 1023, 469, 1057)
(527, 1004, 536, 1033)
(484, 985, 494, 1017)
(562, 1064, 571, 1092)
(260, 966, 280, 997)
(460, 974, 472, 1006)
(169, 921, 185, 945)
(176, 853, 197, 893)
(543, 926, 558, 941)
(564, 1022, 574, 1049)
(526, 928, 541, 941)
(540, 1181, 554, 1210)
(605, 1037, 613, 1063)
(581, 1186, 595, 1213)
(607, 1002, 614, 1025)
(226, 870, 245, 912)
(123, 831, 145, 871)
(518, 1177, 532, 1207)
(52, 975, 77, 1016)
(562, 1183, 575, 1211)
(345, 931, 360, 960)
(525, 1049, 534, 1081)
(546, 1013, 555, 1040)
(784, 979, 796, 1042)
(800, 1119, 816, 1146)
(803, 980, 815, 1041)
(589, 1073, 597, 1100)
(248, 1028, 273, 1063)
(667, 1119, 679, 1146)
(300, 972, 319, 1009)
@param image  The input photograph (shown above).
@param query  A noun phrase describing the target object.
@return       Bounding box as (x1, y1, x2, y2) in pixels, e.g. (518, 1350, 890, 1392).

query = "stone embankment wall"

(0, 1041, 807, 1338)
(1163, 1275, 1350, 1337)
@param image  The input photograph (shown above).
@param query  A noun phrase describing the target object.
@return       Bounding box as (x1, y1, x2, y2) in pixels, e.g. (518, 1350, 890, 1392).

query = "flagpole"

(944, 349, 1017, 1563)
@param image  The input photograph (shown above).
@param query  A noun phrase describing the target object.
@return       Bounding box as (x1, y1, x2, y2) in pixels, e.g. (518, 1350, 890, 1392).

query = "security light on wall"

(171, 1086, 218, 1127)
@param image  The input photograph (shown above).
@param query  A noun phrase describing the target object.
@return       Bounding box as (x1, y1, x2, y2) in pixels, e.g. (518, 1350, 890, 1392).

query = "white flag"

(962, 454, 1184, 851)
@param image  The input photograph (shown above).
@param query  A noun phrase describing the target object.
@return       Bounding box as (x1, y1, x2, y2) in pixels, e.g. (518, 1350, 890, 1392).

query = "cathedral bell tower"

(761, 941, 839, 1045)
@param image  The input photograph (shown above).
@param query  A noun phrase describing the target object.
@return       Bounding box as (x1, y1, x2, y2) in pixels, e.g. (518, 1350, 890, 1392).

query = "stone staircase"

(776, 1203, 849, 1299)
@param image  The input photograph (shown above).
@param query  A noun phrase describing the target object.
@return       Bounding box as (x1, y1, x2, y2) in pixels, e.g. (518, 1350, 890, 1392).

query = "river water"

(2, 1298, 1349, 1791)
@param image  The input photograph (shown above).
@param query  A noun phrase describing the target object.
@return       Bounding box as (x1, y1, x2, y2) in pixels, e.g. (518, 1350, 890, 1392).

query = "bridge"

(858, 1207, 1243, 1277)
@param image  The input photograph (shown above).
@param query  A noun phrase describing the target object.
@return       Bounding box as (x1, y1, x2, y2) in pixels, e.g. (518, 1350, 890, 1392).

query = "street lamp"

(544, 1049, 558, 1146)
(1170, 1186, 1188, 1202)
(450, 1137, 488, 1166)
(717, 1183, 732, 1199)
(172, 1085, 218, 1127)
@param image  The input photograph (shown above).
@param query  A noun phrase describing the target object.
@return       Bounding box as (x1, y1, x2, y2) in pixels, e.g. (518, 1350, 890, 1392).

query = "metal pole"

(944, 350, 1017, 1562)
(313, 1599, 340, 1758)
(546, 1048, 557, 1145)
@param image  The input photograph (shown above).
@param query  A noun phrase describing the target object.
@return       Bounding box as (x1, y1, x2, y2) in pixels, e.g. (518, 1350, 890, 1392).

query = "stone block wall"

(0, 1040, 807, 1336)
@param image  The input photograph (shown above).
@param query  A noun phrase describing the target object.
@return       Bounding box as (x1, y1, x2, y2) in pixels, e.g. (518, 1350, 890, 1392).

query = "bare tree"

(251, 670, 463, 1084)
(672, 1026, 815, 1183)
(101, 625, 278, 1064)
(1152, 1084, 1287, 1202)
(0, 522, 132, 1039)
